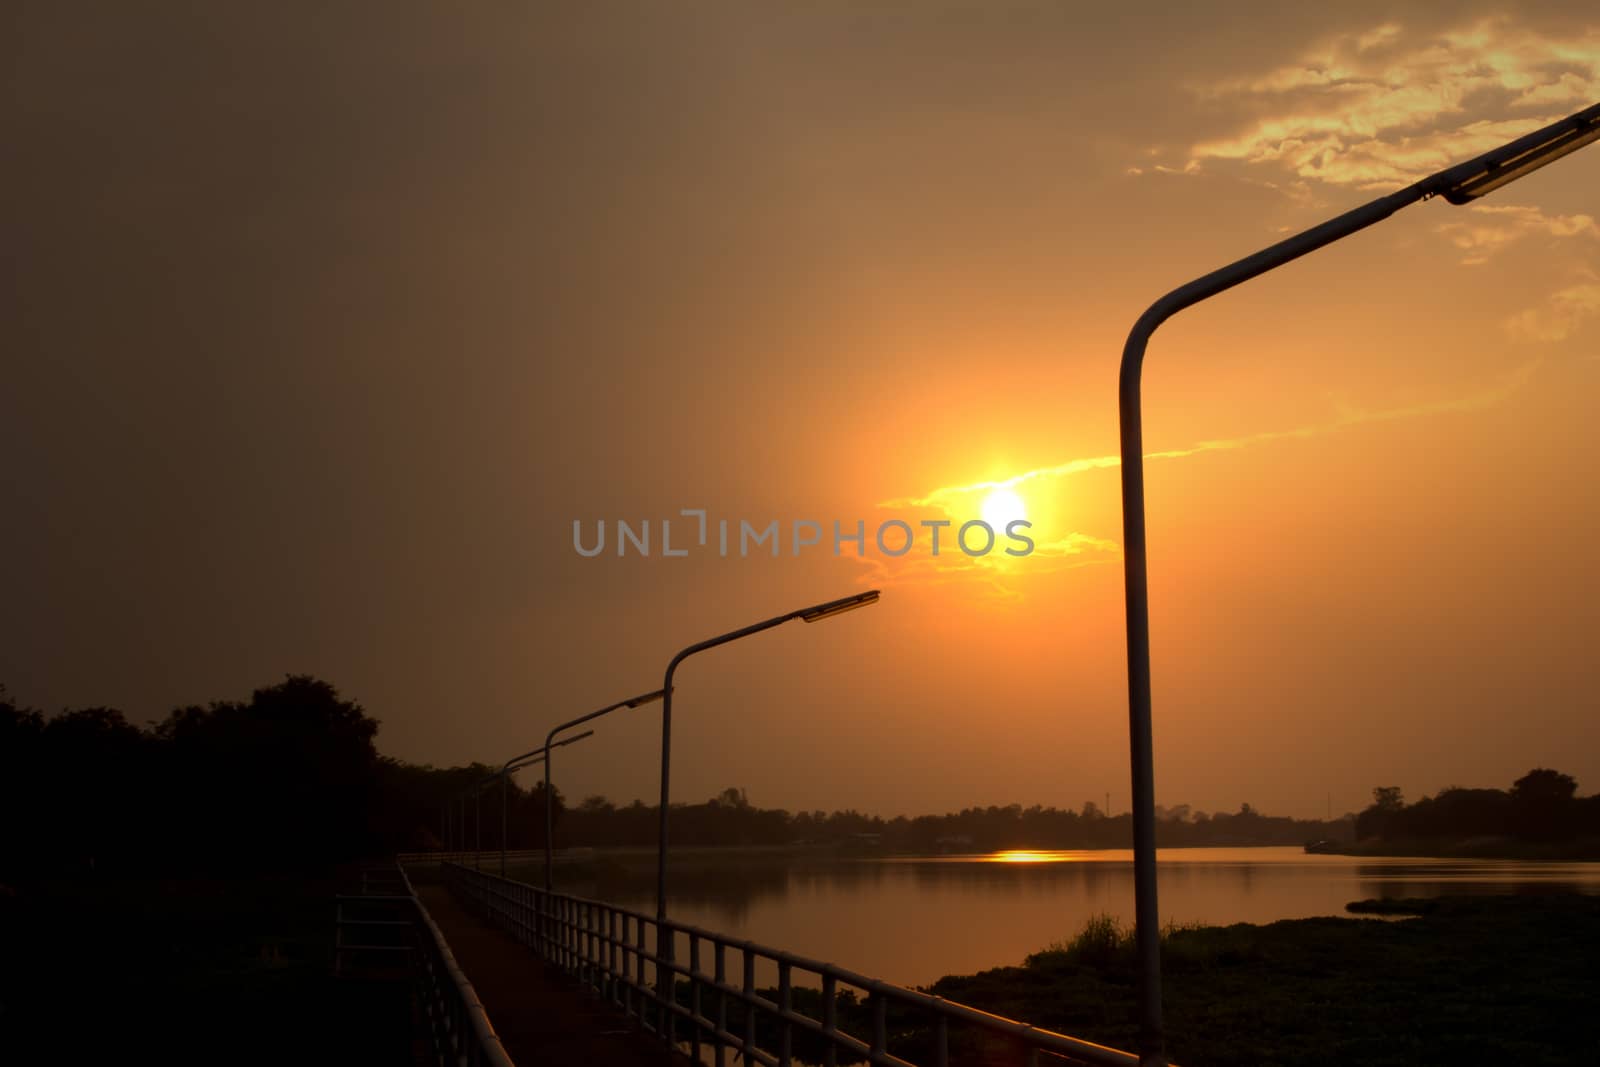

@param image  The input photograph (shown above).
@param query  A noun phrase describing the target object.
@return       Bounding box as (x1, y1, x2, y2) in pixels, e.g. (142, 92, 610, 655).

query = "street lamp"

(1116, 100, 1600, 1066)
(652, 589, 880, 1027)
(454, 759, 540, 870)
(483, 730, 596, 877)
(459, 759, 540, 872)
(541, 689, 668, 890)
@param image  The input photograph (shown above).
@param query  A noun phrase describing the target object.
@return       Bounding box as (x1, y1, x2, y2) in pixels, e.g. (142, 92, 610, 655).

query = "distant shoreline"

(1306, 836, 1600, 861)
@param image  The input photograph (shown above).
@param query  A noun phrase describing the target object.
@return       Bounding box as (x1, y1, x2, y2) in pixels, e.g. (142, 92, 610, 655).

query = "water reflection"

(560, 847, 1600, 987)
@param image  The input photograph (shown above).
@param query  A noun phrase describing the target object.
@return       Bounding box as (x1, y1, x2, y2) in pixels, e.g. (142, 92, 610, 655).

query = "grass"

(1344, 896, 1439, 915)
(1024, 912, 1205, 970)
(926, 895, 1600, 1066)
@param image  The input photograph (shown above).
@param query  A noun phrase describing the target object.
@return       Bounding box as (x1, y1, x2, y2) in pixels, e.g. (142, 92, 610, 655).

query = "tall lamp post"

(489, 730, 596, 877)
(459, 763, 536, 873)
(541, 689, 668, 890)
(1116, 101, 1600, 1066)
(653, 589, 881, 1021)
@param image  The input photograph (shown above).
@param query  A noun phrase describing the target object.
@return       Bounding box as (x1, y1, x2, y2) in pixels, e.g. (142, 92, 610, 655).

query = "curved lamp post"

(541, 689, 668, 890)
(1117, 101, 1600, 1066)
(652, 589, 881, 1026)
(485, 730, 595, 877)
(460, 756, 546, 872)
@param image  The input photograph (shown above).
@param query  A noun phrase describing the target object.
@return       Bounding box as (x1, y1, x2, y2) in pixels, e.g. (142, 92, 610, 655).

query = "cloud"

(847, 530, 1122, 601)
(1505, 278, 1600, 342)
(869, 360, 1539, 594)
(1435, 203, 1600, 265)
(1165, 18, 1600, 191)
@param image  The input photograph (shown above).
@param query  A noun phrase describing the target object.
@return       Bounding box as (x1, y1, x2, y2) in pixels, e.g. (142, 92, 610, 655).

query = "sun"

(980, 486, 1027, 529)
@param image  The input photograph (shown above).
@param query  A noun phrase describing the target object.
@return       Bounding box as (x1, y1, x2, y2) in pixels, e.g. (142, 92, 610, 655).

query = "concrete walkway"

(416, 884, 692, 1066)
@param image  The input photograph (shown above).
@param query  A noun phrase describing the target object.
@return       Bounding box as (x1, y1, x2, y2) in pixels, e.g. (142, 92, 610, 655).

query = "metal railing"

(399, 849, 546, 867)
(336, 865, 515, 1067)
(433, 860, 1139, 1067)
(333, 889, 415, 977)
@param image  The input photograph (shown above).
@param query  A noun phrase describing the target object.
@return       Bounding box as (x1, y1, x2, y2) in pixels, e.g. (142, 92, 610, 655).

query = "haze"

(5, 2, 1599, 819)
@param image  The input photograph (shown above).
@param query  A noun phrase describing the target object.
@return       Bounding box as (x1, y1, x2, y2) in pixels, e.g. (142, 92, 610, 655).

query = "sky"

(4, 1, 1599, 819)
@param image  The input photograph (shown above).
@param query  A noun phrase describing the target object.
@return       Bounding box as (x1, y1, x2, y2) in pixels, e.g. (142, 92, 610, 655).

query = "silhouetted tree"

(40, 706, 145, 870)
(151, 675, 380, 870)
(0, 687, 47, 874)
(1510, 768, 1578, 840)
(1357, 786, 1405, 839)
(715, 786, 751, 809)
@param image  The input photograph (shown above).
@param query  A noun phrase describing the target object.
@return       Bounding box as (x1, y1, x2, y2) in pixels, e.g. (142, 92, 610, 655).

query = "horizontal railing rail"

(431, 860, 1139, 1067)
(337, 864, 515, 1067)
(332, 891, 416, 976)
(406, 865, 517, 1067)
(399, 848, 558, 868)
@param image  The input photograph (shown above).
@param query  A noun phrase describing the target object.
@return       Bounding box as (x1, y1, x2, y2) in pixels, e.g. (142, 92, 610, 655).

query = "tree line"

(559, 788, 1353, 851)
(4, 673, 1361, 878)
(0, 676, 559, 877)
(1355, 769, 1600, 845)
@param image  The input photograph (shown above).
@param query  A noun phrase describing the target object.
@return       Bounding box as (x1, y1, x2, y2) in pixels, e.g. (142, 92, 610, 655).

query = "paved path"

(416, 884, 692, 1066)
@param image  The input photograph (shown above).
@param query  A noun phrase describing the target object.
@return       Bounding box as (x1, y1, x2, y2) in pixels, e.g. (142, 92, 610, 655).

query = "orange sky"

(4, 3, 1599, 818)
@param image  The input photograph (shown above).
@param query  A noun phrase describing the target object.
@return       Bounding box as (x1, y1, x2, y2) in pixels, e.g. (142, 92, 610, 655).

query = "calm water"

(559, 846, 1600, 987)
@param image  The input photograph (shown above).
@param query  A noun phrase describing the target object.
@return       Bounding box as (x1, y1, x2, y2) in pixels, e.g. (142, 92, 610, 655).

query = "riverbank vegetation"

(921, 895, 1599, 1066)
(1335, 770, 1600, 860)
(7, 675, 1600, 1064)
(2, 675, 1363, 884)
(711, 896, 1600, 1065)
(11, 675, 1600, 880)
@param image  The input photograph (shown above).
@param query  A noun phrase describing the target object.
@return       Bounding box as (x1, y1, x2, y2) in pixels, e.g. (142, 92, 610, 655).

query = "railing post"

(742, 947, 757, 1059)
(778, 960, 793, 1067)
(586, 903, 597, 988)
(543, 887, 552, 958)
(660, 924, 677, 1048)
(690, 934, 702, 1063)
(871, 991, 887, 1058)
(714, 942, 728, 1067)
(563, 897, 573, 972)
(822, 973, 838, 1067)
(635, 917, 648, 1026)
(582, 908, 595, 991)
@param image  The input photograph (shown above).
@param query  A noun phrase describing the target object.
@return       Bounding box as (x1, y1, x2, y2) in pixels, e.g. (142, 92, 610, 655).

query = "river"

(559, 846, 1600, 987)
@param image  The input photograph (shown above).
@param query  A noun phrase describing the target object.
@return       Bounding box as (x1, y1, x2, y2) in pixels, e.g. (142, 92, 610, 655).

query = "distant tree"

(521, 782, 565, 846)
(1511, 768, 1577, 805)
(1081, 800, 1101, 820)
(1406, 787, 1511, 840)
(151, 674, 381, 869)
(715, 786, 751, 809)
(1357, 786, 1407, 840)
(0, 687, 47, 874)
(1510, 768, 1578, 840)
(1372, 786, 1404, 812)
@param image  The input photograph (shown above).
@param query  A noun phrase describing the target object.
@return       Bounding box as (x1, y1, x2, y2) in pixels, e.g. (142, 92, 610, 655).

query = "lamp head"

(798, 589, 881, 623)
(1441, 102, 1600, 204)
(551, 729, 596, 750)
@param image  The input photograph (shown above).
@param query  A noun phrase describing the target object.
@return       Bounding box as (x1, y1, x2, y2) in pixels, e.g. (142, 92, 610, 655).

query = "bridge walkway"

(416, 883, 692, 1066)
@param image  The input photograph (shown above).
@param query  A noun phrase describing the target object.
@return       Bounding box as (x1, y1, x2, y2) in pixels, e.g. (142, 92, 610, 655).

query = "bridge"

(339, 853, 1144, 1067)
